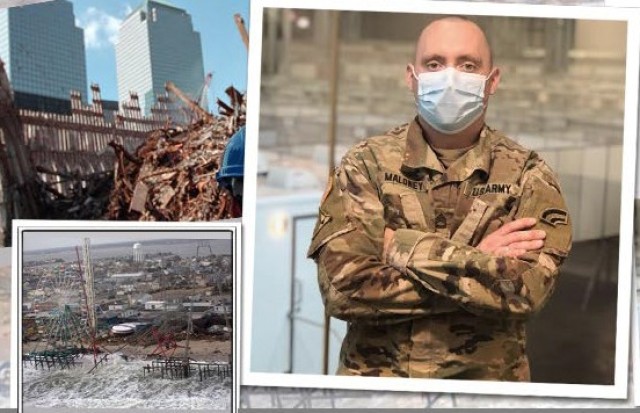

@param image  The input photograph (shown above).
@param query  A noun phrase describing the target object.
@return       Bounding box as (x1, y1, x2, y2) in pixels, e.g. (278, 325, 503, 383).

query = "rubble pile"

(106, 86, 246, 221)
(36, 167, 113, 220)
(31, 86, 245, 221)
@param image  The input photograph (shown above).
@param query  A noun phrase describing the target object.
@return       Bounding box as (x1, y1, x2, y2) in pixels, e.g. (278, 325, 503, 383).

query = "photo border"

(633, 259, 638, 405)
(7, 246, 16, 410)
(242, 0, 640, 400)
(607, 1, 640, 8)
(13, 219, 241, 413)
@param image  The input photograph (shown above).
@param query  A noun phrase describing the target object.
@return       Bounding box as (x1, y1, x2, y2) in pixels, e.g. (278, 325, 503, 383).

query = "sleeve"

(385, 154, 572, 319)
(307, 144, 458, 325)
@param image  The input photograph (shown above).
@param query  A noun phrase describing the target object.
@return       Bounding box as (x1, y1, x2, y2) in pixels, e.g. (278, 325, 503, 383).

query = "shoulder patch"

(540, 208, 568, 227)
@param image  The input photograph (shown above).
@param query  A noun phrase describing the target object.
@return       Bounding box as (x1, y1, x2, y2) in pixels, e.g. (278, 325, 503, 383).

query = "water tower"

(133, 242, 144, 265)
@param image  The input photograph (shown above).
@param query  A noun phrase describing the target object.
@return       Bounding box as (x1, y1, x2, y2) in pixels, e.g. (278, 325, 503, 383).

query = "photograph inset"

(0, 0, 249, 246)
(247, 1, 634, 397)
(20, 229, 234, 410)
(0, 248, 9, 408)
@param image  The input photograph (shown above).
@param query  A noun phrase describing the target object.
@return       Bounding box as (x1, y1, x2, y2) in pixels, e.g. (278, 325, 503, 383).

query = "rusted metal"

(106, 86, 246, 221)
(234, 13, 249, 50)
(142, 357, 231, 381)
(22, 351, 82, 371)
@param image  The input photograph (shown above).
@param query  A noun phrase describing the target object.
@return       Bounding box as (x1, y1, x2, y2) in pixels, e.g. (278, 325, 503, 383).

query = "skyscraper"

(115, 0, 205, 115)
(0, 0, 87, 112)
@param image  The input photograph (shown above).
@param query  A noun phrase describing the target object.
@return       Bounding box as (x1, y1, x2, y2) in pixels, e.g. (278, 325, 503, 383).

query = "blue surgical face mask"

(412, 66, 492, 134)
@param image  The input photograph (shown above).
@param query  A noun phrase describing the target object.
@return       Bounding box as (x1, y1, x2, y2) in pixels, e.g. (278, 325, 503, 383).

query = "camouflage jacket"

(307, 119, 572, 381)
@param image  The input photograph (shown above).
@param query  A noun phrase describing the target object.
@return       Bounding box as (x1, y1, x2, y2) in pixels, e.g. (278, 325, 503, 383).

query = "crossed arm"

(308, 144, 572, 324)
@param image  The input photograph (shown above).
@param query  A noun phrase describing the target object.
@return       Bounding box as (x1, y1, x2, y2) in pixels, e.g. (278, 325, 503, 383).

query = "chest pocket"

(451, 184, 521, 246)
(380, 182, 429, 232)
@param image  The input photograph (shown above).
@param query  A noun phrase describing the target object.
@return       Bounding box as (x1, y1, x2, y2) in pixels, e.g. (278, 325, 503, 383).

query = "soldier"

(307, 16, 572, 381)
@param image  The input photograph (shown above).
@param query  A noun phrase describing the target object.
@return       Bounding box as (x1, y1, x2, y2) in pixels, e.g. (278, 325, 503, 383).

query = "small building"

(131, 293, 153, 305)
(183, 302, 215, 311)
(120, 309, 139, 318)
(110, 271, 145, 281)
(212, 302, 232, 315)
(108, 303, 127, 311)
(144, 300, 170, 311)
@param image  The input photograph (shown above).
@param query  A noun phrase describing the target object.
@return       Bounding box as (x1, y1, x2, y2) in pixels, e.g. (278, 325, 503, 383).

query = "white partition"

(292, 217, 346, 374)
(578, 147, 609, 241)
(251, 192, 346, 375)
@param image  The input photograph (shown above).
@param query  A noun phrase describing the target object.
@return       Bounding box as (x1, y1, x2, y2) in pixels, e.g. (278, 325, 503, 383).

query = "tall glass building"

(116, 0, 205, 115)
(0, 0, 87, 110)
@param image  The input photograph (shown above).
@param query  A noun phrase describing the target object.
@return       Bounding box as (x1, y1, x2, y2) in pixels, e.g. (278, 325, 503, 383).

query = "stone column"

(313, 10, 332, 47)
(340, 11, 362, 41)
(544, 19, 572, 73)
(281, 9, 293, 72)
(264, 8, 279, 75)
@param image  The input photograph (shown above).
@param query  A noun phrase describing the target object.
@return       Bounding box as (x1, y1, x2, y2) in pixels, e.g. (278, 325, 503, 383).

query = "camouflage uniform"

(307, 119, 572, 381)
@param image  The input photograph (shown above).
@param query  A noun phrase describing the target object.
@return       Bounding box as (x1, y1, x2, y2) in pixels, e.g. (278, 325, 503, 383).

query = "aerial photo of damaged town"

(21, 232, 233, 410)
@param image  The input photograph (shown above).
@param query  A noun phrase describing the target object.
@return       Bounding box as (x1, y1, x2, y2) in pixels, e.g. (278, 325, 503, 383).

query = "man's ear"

(486, 67, 501, 95)
(405, 63, 417, 93)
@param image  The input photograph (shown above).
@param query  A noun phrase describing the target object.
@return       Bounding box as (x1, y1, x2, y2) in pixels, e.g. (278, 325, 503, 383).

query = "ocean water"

(23, 356, 230, 411)
(24, 240, 231, 263)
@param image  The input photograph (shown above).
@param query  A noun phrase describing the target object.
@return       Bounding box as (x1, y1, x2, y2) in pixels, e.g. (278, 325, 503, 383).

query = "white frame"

(14, 220, 241, 413)
(633, 255, 639, 405)
(242, 0, 640, 400)
(2, 245, 15, 410)
(607, 1, 640, 7)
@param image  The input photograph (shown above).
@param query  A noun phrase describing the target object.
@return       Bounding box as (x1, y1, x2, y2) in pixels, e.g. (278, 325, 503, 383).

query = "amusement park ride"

(23, 238, 100, 370)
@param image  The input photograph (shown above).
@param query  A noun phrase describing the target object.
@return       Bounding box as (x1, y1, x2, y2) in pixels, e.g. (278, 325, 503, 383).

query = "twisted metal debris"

(33, 86, 246, 221)
(106, 86, 246, 220)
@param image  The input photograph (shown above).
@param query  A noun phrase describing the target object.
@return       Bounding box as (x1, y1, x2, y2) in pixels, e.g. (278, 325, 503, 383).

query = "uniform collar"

(401, 117, 493, 182)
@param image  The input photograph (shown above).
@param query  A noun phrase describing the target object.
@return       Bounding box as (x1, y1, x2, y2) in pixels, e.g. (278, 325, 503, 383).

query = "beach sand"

(102, 338, 231, 363)
(24, 337, 231, 363)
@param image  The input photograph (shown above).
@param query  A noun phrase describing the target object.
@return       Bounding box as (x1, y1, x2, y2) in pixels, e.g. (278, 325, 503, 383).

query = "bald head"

(413, 16, 493, 73)
(404, 15, 501, 145)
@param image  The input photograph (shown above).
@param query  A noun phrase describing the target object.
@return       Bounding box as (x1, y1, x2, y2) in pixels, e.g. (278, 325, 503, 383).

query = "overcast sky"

(22, 230, 232, 252)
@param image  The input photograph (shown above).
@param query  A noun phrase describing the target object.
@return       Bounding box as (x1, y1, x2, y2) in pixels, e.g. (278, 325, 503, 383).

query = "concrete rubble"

(36, 167, 113, 220)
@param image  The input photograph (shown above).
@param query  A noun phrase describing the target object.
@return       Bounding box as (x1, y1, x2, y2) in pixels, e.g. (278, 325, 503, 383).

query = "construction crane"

(234, 13, 249, 50)
(196, 73, 213, 111)
(165, 81, 213, 123)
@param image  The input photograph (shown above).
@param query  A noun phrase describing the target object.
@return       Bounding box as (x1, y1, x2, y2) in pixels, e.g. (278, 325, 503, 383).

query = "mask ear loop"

(410, 64, 419, 80)
(483, 68, 497, 97)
